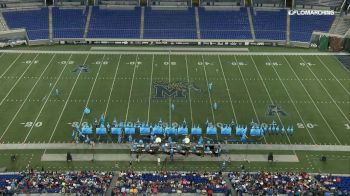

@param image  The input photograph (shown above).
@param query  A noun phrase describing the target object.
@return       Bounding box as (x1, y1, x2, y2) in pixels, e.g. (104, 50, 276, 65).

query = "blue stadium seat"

(199, 7, 252, 39)
(144, 8, 196, 39)
(290, 15, 334, 42)
(252, 9, 286, 40)
(88, 7, 141, 38)
(2, 8, 49, 40)
(52, 7, 88, 38)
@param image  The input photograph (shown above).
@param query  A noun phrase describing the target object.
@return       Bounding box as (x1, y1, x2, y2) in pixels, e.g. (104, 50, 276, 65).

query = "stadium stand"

(0, 171, 112, 194)
(112, 171, 228, 195)
(52, 7, 88, 39)
(229, 172, 350, 195)
(253, 0, 285, 7)
(295, 0, 344, 9)
(251, 8, 287, 40)
(198, 7, 252, 40)
(0, 0, 44, 8)
(144, 7, 196, 39)
(87, 6, 141, 38)
(290, 14, 335, 42)
(2, 8, 49, 40)
(332, 14, 350, 35)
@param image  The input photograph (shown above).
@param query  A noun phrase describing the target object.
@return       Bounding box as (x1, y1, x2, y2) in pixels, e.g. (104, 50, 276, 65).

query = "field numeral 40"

(24, 121, 42, 128)
(297, 123, 316, 129)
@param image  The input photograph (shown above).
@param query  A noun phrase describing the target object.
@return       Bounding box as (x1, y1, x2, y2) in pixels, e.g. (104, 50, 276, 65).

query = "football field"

(0, 48, 349, 147)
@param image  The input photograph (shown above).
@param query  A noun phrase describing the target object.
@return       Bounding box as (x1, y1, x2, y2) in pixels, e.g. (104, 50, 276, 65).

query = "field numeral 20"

(24, 122, 42, 128)
(297, 123, 316, 129)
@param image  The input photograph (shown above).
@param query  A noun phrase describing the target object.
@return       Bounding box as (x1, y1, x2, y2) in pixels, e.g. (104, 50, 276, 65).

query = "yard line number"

(22, 121, 42, 128)
(297, 123, 318, 129)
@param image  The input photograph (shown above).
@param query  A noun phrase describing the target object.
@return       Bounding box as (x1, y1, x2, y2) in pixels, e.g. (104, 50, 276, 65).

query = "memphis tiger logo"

(153, 81, 201, 99)
(73, 64, 89, 73)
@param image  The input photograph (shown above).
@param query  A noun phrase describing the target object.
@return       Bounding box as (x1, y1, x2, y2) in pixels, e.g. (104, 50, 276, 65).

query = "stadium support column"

(247, 7, 256, 41)
(48, 6, 53, 41)
(286, 10, 290, 45)
(195, 7, 201, 39)
(84, 6, 93, 38)
(140, 7, 145, 39)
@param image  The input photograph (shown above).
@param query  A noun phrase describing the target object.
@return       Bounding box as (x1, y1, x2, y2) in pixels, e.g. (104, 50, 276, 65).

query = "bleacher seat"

(252, 9, 286, 40)
(199, 7, 252, 39)
(144, 8, 196, 39)
(290, 14, 334, 42)
(2, 8, 49, 40)
(52, 7, 88, 38)
(88, 6, 141, 38)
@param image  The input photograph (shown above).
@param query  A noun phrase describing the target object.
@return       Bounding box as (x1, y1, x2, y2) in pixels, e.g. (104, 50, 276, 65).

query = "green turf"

(0, 48, 349, 173)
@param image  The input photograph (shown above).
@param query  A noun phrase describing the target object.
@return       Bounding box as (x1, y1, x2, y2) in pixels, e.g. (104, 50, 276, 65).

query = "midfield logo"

(267, 105, 287, 116)
(153, 81, 201, 99)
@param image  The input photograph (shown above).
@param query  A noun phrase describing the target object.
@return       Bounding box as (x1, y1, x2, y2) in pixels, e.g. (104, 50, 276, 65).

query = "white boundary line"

(168, 52, 172, 124)
(266, 56, 316, 145)
(201, 55, 216, 124)
(249, 55, 296, 153)
(299, 56, 350, 123)
(0, 53, 22, 79)
(104, 55, 122, 117)
(0, 54, 56, 141)
(23, 54, 74, 143)
(185, 55, 194, 126)
(233, 55, 267, 143)
(124, 54, 139, 123)
(283, 56, 342, 145)
(0, 54, 39, 108)
(0, 49, 349, 56)
(46, 54, 91, 146)
(79, 54, 106, 124)
(146, 54, 154, 123)
(315, 56, 350, 95)
(217, 55, 238, 123)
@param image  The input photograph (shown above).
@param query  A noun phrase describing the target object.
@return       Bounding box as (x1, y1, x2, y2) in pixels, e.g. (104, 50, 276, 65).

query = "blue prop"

(111, 127, 122, 135)
(191, 127, 202, 135)
(152, 126, 163, 135)
(96, 127, 107, 135)
(178, 127, 188, 135)
(125, 127, 135, 135)
(221, 126, 232, 135)
(82, 127, 93, 135)
(83, 107, 90, 115)
(206, 126, 217, 135)
(140, 127, 151, 135)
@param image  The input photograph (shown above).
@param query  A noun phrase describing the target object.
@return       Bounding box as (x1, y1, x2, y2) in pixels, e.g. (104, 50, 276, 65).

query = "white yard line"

(315, 56, 350, 95)
(23, 54, 74, 143)
(146, 54, 155, 123)
(249, 55, 295, 152)
(299, 56, 350, 123)
(266, 56, 316, 145)
(78, 55, 106, 124)
(0, 54, 39, 108)
(0, 53, 22, 78)
(0, 54, 56, 142)
(283, 56, 342, 145)
(104, 55, 122, 117)
(201, 55, 216, 124)
(46, 54, 90, 147)
(217, 55, 238, 123)
(124, 54, 139, 123)
(234, 55, 266, 122)
(233, 55, 267, 143)
(168, 52, 172, 124)
(185, 55, 194, 126)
